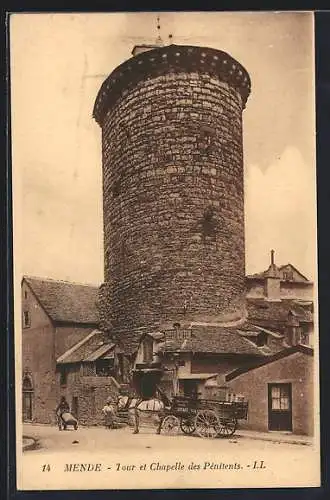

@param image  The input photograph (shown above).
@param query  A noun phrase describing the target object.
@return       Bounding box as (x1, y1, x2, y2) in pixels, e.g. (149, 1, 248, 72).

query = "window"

(82, 363, 96, 377)
(95, 359, 114, 377)
(283, 271, 293, 281)
(299, 326, 310, 345)
(24, 291, 28, 299)
(23, 311, 31, 328)
(271, 385, 290, 410)
(300, 332, 309, 345)
(60, 368, 68, 386)
(142, 339, 153, 363)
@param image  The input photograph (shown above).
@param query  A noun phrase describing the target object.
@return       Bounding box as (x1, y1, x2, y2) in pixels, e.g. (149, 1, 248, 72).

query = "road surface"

(18, 424, 320, 490)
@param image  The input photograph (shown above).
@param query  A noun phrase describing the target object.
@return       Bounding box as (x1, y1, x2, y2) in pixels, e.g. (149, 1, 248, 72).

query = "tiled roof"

(84, 343, 115, 362)
(56, 330, 109, 364)
(24, 276, 99, 324)
(158, 324, 266, 356)
(246, 264, 310, 281)
(278, 264, 310, 282)
(247, 298, 313, 331)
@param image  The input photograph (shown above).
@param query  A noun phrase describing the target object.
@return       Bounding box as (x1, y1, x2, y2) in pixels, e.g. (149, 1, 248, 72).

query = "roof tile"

(158, 324, 266, 356)
(24, 276, 99, 324)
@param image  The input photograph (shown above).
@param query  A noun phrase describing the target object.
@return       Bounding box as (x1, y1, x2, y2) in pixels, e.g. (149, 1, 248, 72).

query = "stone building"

(225, 345, 314, 435)
(21, 276, 99, 423)
(55, 330, 123, 426)
(246, 251, 314, 346)
(94, 43, 252, 389)
(21, 39, 315, 429)
(133, 323, 287, 401)
(21, 257, 315, 425)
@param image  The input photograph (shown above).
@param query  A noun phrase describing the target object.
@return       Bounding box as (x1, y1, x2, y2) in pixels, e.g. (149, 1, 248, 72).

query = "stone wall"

(57, 366, 120, 426)
(227, 351, 314, 435)
(22, 281, 57, 423)
(21, 281, 99, 424)
(96, 46, 251, 353)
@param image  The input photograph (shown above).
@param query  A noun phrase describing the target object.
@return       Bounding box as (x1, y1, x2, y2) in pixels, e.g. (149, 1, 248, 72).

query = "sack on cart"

(59, 411, 78, 430)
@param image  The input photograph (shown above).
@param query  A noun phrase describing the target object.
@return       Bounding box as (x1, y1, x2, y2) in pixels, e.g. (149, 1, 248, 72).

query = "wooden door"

(22, 376, 33, 421)
(268, 383, 292, 431)
(183, 380, 198, 399)
(22, 391, 33, 421)
(71, 396, 79, 419)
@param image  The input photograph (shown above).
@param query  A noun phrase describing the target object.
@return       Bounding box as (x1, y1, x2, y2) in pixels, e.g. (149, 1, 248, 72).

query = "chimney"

(271, 249, 275, 266)
(265, 249, 281, 301)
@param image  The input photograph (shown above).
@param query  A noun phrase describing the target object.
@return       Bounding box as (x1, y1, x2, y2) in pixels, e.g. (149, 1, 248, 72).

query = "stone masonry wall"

(227, 352, 314, 435)
(96, 46, 250, 352)
(57, 367, 120, 426)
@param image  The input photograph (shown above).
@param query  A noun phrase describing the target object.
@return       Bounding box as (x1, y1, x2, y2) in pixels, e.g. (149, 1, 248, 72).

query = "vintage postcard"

(10, 11, 320, 490)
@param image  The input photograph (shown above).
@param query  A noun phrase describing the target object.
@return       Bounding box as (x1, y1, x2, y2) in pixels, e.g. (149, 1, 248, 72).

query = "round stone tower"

(94, 44, 251, 351)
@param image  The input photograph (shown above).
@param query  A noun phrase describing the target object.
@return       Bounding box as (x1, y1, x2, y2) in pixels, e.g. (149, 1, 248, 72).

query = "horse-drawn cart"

(115, 391, 248, 438)
(160, 395, 248, 439)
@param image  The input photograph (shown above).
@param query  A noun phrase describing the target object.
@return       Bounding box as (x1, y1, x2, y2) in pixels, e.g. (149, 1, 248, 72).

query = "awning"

(133, 368, 163, 374)
(178, 373, 218, 380)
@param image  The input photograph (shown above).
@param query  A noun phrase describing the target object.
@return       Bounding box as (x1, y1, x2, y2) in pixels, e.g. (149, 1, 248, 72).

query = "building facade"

(55, 330, 123, 426)
(133, 322, 287, 400)
(21, 276, 99, 423)
(246, 251, 314, 346)
(225, 345, 314, 435)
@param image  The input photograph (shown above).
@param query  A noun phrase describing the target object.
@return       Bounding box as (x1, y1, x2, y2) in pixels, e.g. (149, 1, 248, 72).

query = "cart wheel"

(195, 409, 221, 439)
(180, 417, 196, 435)
(218, 417, 237, 437)
(160, 415, 180, 435)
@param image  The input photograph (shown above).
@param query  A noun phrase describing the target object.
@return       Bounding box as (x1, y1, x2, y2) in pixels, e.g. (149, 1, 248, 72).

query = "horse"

(116, 389, 170, 434)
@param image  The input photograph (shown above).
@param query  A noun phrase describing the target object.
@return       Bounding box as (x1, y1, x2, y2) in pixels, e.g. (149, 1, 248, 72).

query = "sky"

(10, 12, 316, 285)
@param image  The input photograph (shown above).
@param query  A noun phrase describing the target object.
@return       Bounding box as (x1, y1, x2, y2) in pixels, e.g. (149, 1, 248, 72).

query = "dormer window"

(255, 331, 267, 347)
(283, 271, 293, 281)
(23, 311, 31, 328)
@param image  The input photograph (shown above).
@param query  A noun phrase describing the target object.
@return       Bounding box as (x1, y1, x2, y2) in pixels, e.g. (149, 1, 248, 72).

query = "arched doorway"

(22, 375, 33, 421)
